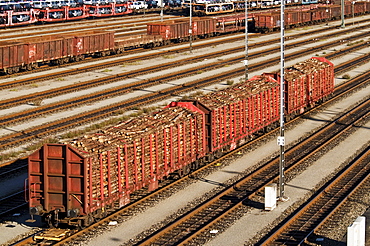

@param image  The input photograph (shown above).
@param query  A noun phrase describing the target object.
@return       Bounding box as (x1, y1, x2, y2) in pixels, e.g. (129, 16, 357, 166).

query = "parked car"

(146, 0, 157, 8)
(128, 1, 148, 9)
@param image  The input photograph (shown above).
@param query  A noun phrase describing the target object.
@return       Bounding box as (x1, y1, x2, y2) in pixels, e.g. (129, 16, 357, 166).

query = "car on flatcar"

(146, 0, 157, 8)
(190, 2, 234, 16)
(128, 0, 148, 9)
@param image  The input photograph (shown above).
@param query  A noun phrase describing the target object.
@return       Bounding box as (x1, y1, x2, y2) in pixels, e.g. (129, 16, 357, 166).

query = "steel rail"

(0, 190, 28, 216)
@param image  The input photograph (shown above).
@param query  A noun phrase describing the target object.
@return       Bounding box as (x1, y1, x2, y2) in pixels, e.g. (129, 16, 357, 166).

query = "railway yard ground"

(0, 13, 370, 246)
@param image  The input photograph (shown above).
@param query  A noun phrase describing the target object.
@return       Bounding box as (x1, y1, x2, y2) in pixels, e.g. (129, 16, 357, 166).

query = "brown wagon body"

(0, 41, 26, 73)
(21, 35, 75, 63)
(0, 30, 115, 74)
(147, 18, 216, 41)
(64, 30, 115, 56)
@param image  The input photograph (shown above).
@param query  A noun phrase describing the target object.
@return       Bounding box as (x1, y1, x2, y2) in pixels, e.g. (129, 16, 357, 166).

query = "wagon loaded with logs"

(28, 105, 207, 227)
(185, 74, 280, 156)
(265, 56, 334, 119)
(27, 57, 334, 227)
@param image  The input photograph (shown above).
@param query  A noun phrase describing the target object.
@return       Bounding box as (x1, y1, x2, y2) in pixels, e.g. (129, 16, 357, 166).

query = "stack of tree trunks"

(68, 106, 204, 203)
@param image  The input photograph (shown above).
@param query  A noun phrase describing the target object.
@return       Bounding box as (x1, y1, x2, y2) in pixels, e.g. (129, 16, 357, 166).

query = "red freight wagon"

(301, 9, 311, 24)
(0, 35, 75, 73)
(147, 18, 217, 42)
(243, 75, 280, 134)
(215, 14, 246, 33)
(285, 10, 302, 27)
(28, 105, 206, 227)
(65, 30, 115, 57)
(111, 3, 133, 16)
(353, 1, 366, 15)
(266, 57, 334, 117)
(253, 11, 281, 32)
(186, 75, 279, 153)
(191, 17, 217, 37)
(310, 8, 324, 23)
(344, 2, 353, 16)
(147, 20, 189, 42)
(21, 35, 75, 65)
(0, 41, 26, 74)
(0, 9, 37, 27)
(87, 3, 132, 17)
(37, 6, 89, 22)
(304, 57, 334, 103)
(318, 5, 341, 20)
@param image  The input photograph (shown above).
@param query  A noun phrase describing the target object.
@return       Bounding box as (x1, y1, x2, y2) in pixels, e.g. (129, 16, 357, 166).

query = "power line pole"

(341, 0, 345, 28)
(278, 0, 286, 201)
(160, 0, 163, 21)
(244, 0, 248, 81)
(189, 0, 193, 53)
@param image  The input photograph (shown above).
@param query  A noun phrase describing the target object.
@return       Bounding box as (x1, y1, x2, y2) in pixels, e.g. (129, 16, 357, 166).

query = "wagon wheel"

(183, 165, 191, 176)
(45, 212, 59, 228)
(191, 160, 199, 171)
(6, 67, 14, 75)
(79, 215, 94, 229)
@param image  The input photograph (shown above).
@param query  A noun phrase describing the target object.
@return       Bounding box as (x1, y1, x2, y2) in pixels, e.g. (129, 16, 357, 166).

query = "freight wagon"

(27, 57, 334, 227)
(186, 74, 280, 154)
(147, 18, 217, 43)
(28, 106, 207, 227)
(214, 14, 247, 33)
(266, 56, 334, 119)
(87, 2, 132, 17)
(114, 34, 163, 51)
(0, 30, 115, 74)
(0, 4, 38, 26)
(36, 5, 89, 22)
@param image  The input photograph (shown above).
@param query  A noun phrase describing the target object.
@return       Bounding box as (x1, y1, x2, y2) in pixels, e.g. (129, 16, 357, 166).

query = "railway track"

(0, 159, 27, 180)
(11, 57, 370, 246)
(259, 146, 370, 245)
(0, 29, 369, 153)
(0, 191, 28, 218)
